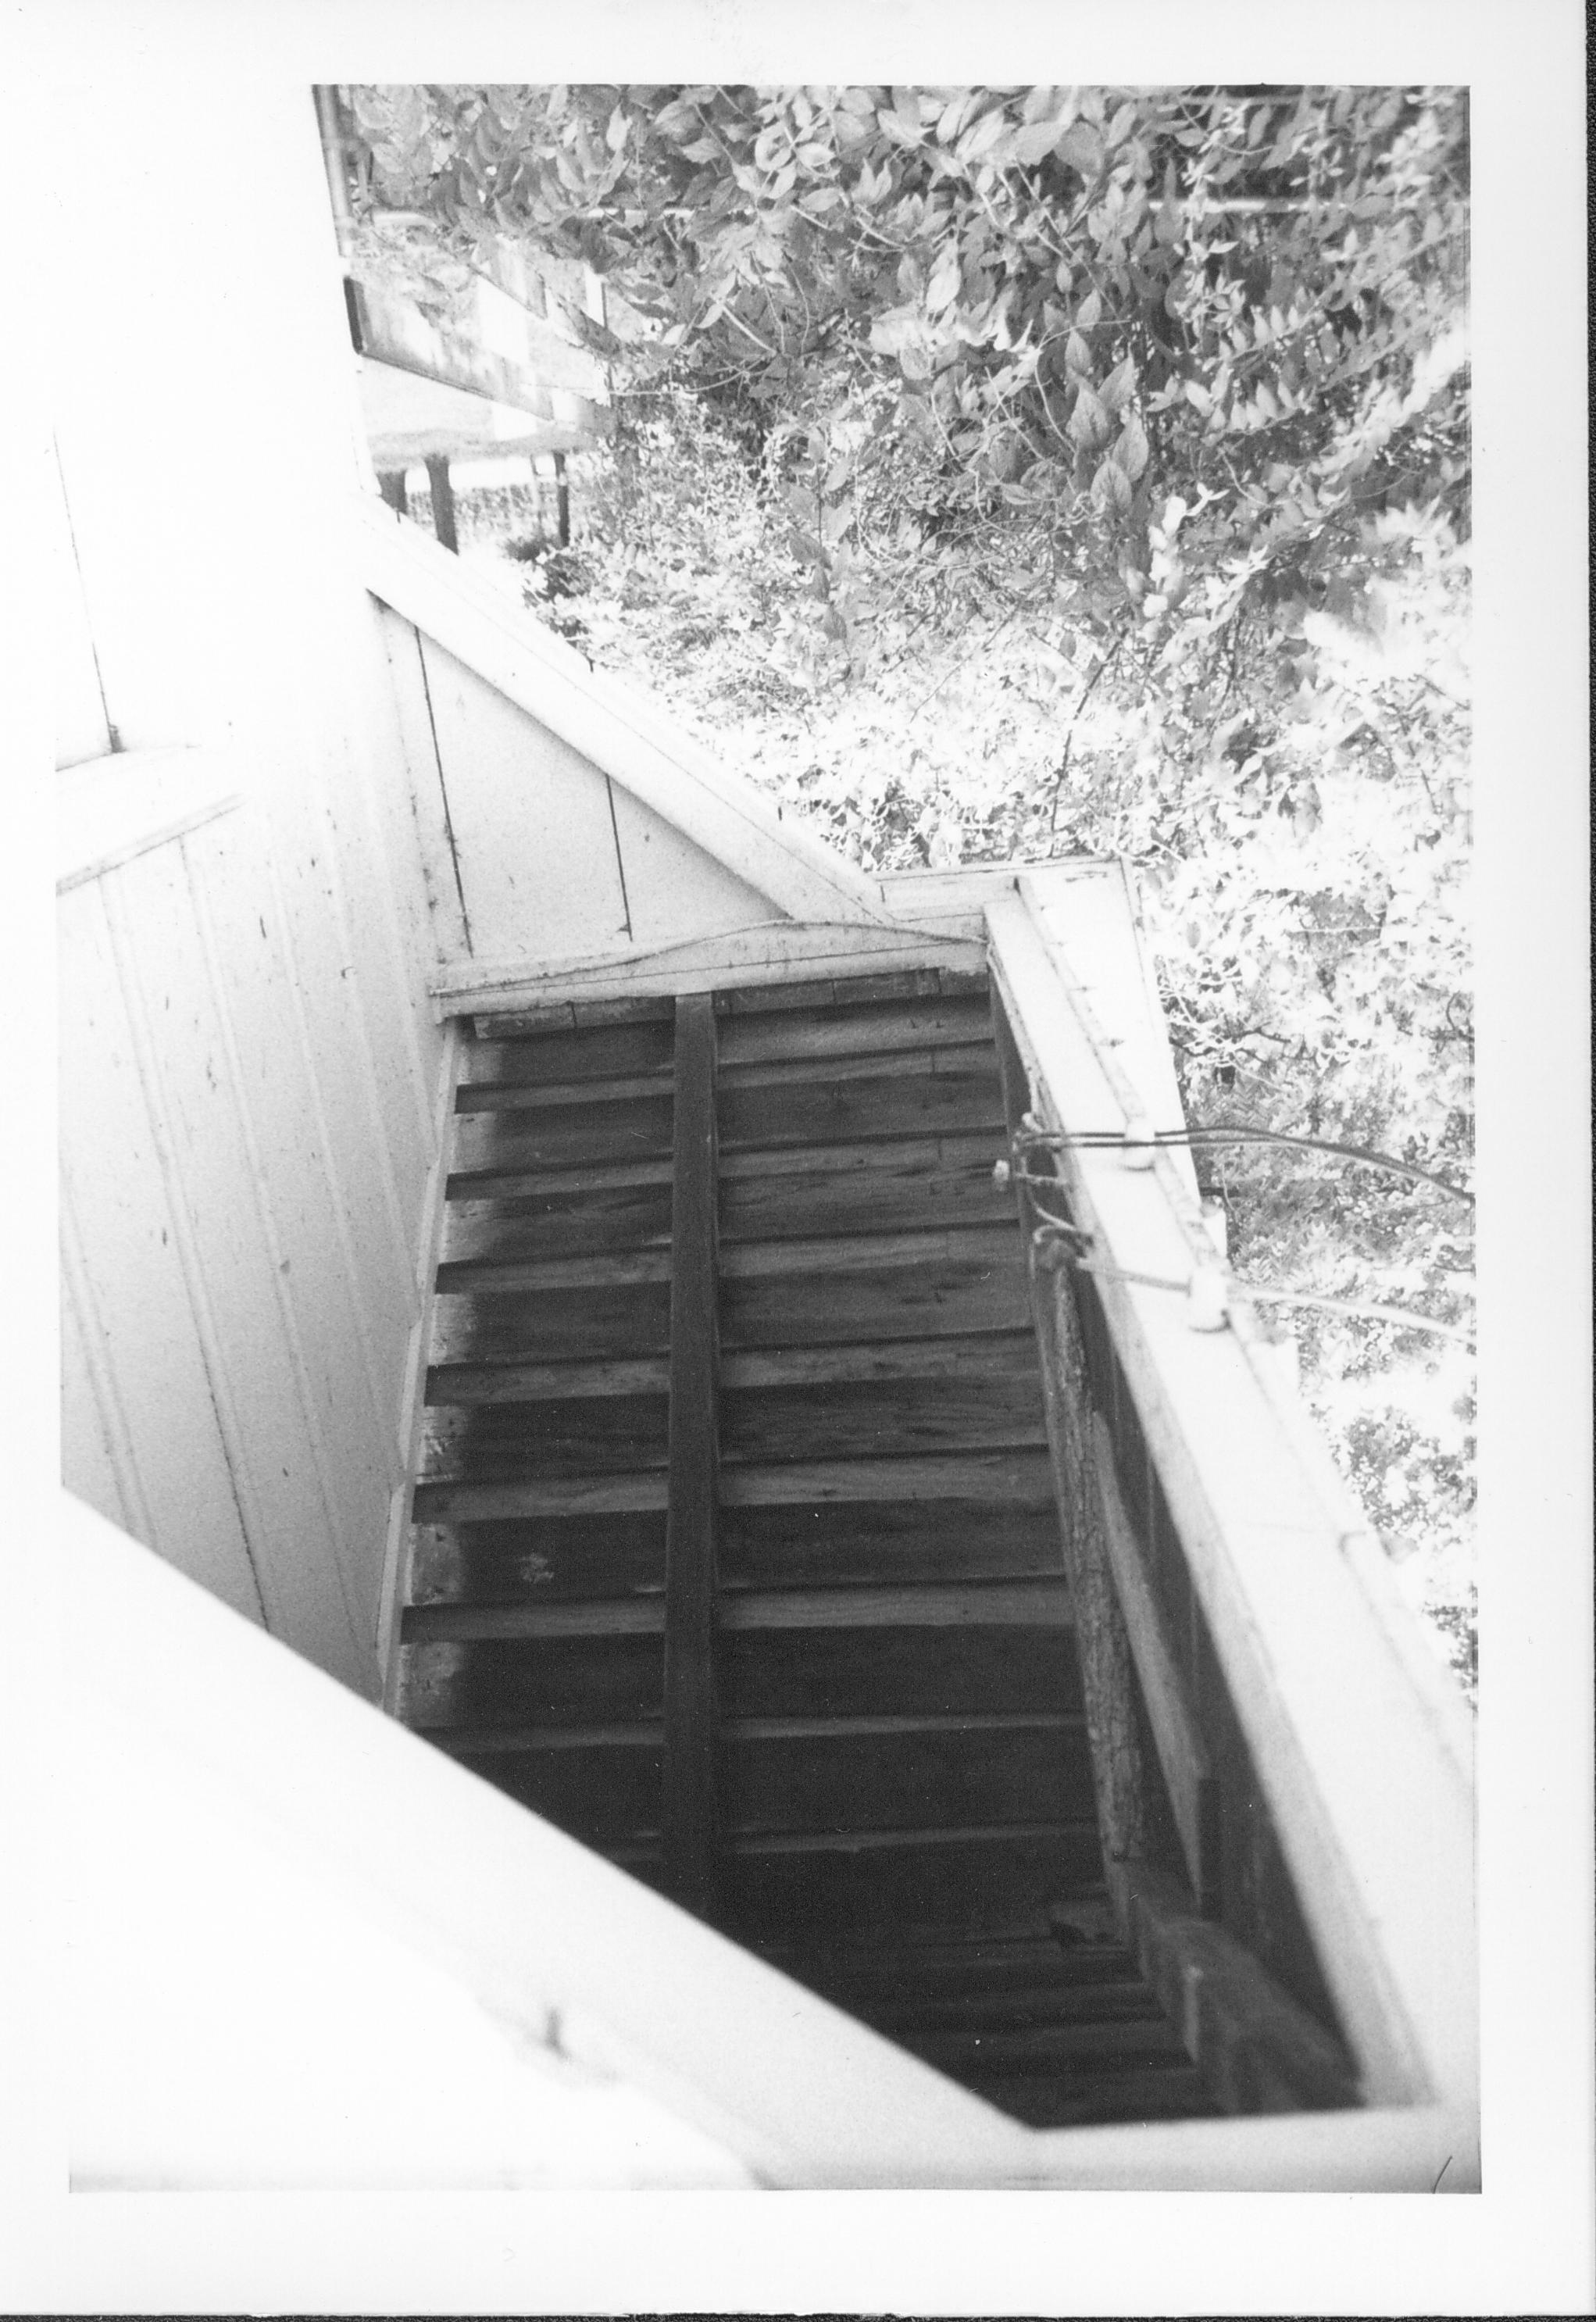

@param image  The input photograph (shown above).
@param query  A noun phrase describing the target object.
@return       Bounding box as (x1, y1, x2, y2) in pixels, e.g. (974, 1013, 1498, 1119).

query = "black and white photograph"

(7, 1, 1590, 2314)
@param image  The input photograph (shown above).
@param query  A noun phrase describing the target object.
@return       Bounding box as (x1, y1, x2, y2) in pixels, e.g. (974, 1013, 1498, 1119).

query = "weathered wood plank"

(1115, 1862, 1362, 2117)
(410, 1472, 669, 1523)
(441, 1182, 674, 1266)
(719, 1064, 1003, 1152)
(720, 1372, 1047, 1466)
(720, 1149, 1010, 1244)
(460, 1017, 676, 1088)
(405, 1587, 1066, 1641)
(714, 966, 985, 1016)
(1091, 1413, 1223, 1917)
(721, 1333, 1037, 1391)
(409, 1511, 667, 1606)
(719, 1621, 1081, 1721)
(718, 1580, 1070, 1631)
(718, 1040, 996, 1094)
(404, 1599, 666, 1641)
(472, 993, 676, 1039)
(445, 1153, 675, 1202)
(434, 1247, 672, 1295)
(430, 1281, 673, 1364)
(455, 1068, 672, 1114)
(718, 1451, 1056, 1509)
(718, 1498, 1065, 1590)
(723, 1716, 1094, 1838)
(419, 1395, 668, 1482)
(991, 984, 1154, 1886)
(398, 1632, 663, 1730)
(723, 1822, 1102, 1945)
(427, 1356, 672, 1405)
(662, 992, 722, 1917)
(722, 1256, 1030, 1350)
(447, 1091, 674, 1176)
(716, 995, 995, 1067)
(719, 1224, 1019, 1279)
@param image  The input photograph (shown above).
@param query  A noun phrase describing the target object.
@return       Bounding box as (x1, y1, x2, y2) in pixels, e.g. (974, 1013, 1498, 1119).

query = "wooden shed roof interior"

(395, 959, 1361, 2130)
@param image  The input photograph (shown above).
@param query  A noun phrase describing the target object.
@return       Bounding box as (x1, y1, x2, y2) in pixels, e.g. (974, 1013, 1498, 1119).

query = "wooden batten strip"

(406, 1581, 1070, 1643)
(455, 1068, 672, 1114)
(719, 1452, 1055, 1509)
(716, 998, 992, 1066)
(446, 1156, 676, 1200)
(432, 1721, 666, 1755)
(1091, 1413, 1222, 1916)
(427, 1356, 672, 1404)
(410, 1474, 670, 1522)
(722, 1334, 1037, 1391)
(719, 1225, 1018, 1281)
(662, 993, 723, 1919)
(404, 1599, 667, 1643)
(722, 1711, 1079, 1742)
(717, 1581, 1070, 1631)
(716, 1041, 996, 1093)
(732, 1820, 1088, 1859)
(434, 1248, 673, 1294)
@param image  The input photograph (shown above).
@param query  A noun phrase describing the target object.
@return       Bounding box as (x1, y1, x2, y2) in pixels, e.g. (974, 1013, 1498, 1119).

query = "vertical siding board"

(419, 638, 630, 960)
(181, 817, 400, 1656)
(336, 601, 450, 1166)
(60, 1218, 137, 1538)
(59, 885, 264, 1622)
(317, 719, 435, 1237)
(377, 606, 473, 968)
(102, 848, 366, 1688)
(252, 784, 416, 1407)
(608, 784, 782, 950)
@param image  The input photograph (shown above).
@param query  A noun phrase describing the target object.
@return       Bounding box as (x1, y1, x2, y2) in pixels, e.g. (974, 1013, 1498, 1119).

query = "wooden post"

(553, 449, 570, 548)
(423, 452, 458, 554)
(990, 988, 1155, 1901)
(662, 994, 721, 1917)
(377, 470, 409, 516)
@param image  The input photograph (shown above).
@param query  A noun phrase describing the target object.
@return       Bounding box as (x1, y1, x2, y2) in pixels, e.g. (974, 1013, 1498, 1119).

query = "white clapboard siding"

(383, 621, 778, 968)
(59, 881, 267, 1627)
(50, 79, 456, 1696)
(97, 844, 366, 1683)
(416, 635, 633, 959)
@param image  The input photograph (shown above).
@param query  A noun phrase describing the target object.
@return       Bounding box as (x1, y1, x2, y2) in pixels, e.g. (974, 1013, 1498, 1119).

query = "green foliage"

(345, 84, 1474, 1693)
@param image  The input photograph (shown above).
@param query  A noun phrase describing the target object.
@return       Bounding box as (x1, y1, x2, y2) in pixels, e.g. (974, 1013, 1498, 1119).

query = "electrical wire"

(1013, 1120, 1474, 1207)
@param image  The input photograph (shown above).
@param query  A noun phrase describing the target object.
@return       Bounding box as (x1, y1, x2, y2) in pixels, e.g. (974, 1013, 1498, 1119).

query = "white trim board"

(430, 917, 991, 1020)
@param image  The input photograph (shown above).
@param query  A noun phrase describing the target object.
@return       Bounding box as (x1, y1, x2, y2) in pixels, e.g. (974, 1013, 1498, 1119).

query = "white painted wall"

(379, 609, 779, 968)
(52, 83, 448, 1694)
